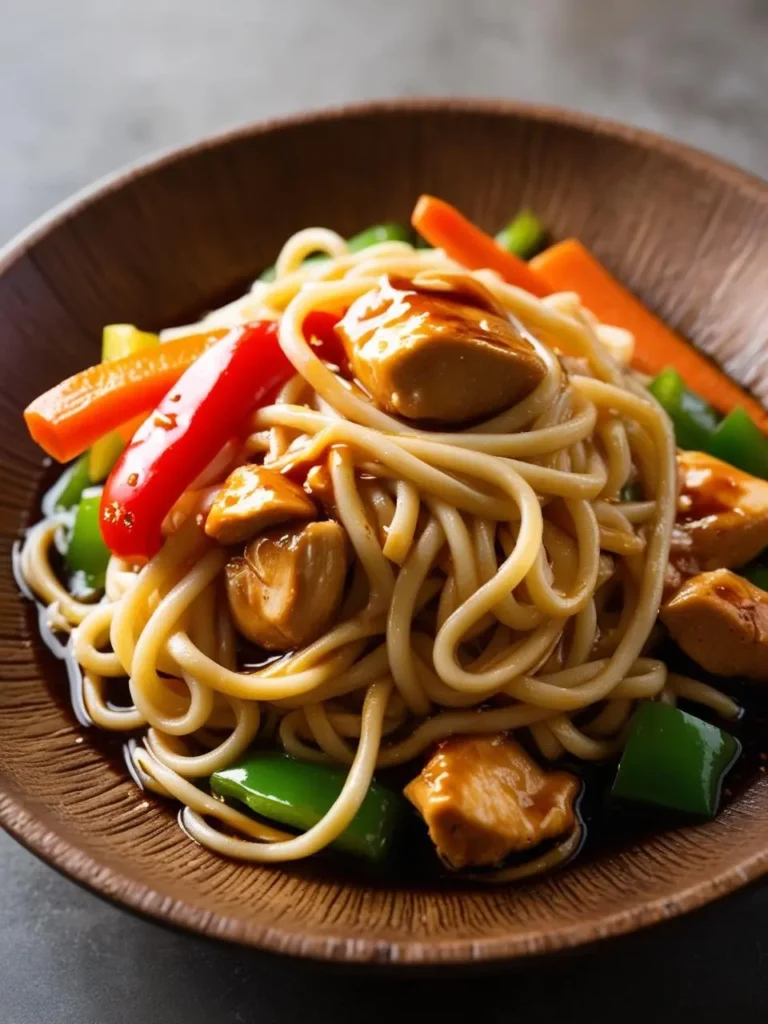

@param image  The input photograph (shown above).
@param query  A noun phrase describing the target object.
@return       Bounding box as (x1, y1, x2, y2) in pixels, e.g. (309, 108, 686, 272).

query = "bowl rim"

(2, 96, 768, 965)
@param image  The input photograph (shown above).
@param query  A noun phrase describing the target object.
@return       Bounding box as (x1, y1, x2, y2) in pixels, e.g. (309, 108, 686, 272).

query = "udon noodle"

(19, 227, 738, 872)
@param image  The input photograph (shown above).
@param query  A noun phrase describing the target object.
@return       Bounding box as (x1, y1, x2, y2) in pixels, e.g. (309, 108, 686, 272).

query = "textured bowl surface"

(2, 100, 768, 965)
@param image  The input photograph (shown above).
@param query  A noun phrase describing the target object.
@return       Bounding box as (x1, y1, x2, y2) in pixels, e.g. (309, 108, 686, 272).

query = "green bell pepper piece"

(708, 406, 768, 480)
(647, 367, 721, 452)
(54, 455, 92, 511)
(210, 751, 406, 863)
(738, 558, 768, 592)
(742, 564, 768, 590)
(258, 223, 412, 282)
(346, 222, 412, 252)
(611, 701, 740, 818)
(619, 481, 643, 502)
(495, 210, 547, 259)
(66, 486, 111, 591)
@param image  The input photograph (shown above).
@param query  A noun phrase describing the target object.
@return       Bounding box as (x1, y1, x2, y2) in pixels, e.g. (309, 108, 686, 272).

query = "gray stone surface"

(1, 0, 767, 1020)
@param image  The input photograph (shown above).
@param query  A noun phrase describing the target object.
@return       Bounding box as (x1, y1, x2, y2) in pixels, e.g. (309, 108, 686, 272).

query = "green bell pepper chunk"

(66, 486, 111, 591)
(495, 210, 547, 259)
(210, 751, 407, 863)
(611, 701, 740, 818)
(54, 455, 92, 511)
(258, 223, 412, 282)
(742, 564, 768, 590)
(619, 481, 643, 502)
(346, 222, 412, 252)
(647, 367, 721, 452)
(708, 406, 768, 480)
(738, 557, 768, 592)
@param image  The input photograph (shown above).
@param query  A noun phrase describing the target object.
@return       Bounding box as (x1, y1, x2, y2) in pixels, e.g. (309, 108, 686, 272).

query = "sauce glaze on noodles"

(18, 229, 737, 871)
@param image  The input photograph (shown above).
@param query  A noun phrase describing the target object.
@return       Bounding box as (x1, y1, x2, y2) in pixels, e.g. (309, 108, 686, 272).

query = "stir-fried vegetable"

(531, 238, 768, 428)
(54, 454, 92, 511)
(619, 481, 643, 502)
(495, 209, 547, 259)
(647, 367, 721, 452)
(740, 561, 768, 591)
(709, 407, 768, 481)
(66, 486, 111, 590)
(611, 701, 740, 817)
(347, 222, 412, 252)
(88, 325, 159, 482)
(100, 321, 292, 560)
(24, 327, 229, 463)
(411, 195, 549, 296)
(647, 368, 768, 479)
(210, 751, 407, 863)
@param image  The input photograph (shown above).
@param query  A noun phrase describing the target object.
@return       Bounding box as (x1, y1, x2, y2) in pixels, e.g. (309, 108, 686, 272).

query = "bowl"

(2, 100, 768, 966)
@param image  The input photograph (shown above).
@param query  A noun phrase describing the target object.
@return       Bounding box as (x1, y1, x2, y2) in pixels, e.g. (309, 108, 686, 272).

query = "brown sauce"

(16, 463, 768, 890)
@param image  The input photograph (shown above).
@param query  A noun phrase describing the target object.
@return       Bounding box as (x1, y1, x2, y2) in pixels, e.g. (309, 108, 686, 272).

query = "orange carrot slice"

(25, 328, 228, 463)
(411, 195, 549, 297)
(531, 239, 768, 427)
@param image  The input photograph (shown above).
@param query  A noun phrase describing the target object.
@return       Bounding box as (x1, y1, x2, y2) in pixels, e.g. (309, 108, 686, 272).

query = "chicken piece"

(404, 734, 579, 870)
(336, 275, 546, 424)
(205, 464, 316, 544)
(675, 451, 768, 572)
(225, 520, 349, 650)
(661, 568, 768, 682)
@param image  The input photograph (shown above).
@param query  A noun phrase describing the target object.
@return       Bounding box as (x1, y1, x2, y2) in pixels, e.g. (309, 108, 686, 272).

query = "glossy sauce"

(678, 463, 747, 523)
(19, 463, 768, 892)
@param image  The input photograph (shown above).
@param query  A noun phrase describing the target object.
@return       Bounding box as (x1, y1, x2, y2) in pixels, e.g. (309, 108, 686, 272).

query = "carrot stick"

(25, 328, 229, 463)
(531, 239, 768, 428)
(411, 195, 549, 297)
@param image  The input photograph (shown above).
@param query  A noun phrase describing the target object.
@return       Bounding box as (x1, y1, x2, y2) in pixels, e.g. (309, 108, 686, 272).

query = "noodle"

(19, 228, 737, 872)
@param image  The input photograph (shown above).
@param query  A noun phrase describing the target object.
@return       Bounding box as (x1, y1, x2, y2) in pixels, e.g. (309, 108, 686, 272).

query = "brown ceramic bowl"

(2, 100, 768, 967)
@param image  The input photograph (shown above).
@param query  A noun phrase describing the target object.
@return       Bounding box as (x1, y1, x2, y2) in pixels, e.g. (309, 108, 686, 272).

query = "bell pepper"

(347, 222, 412, 252)
(611, 701, 740, 818)
(210, 751, 406, 863)
(99, 321, 292, 559)
(738, 550, 768, 592)
(66, 486, 111, 591)
(708, 407, 768, 481)
(258, 222, 412, 283)
(495, 210, 547, 260)
(88, 325, 159, 482)
(647, 367, 721, 452)
(619, 481, 643, 502)
(54, 454, 92, 511)
(741, 563, 768, 590)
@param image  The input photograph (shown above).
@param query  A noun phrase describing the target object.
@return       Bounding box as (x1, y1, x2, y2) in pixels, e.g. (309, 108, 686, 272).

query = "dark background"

(2, 0, 767, 1020)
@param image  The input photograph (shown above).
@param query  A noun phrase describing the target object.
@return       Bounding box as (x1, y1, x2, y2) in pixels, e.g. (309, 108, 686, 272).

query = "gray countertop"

(2, 0, 767, 1020)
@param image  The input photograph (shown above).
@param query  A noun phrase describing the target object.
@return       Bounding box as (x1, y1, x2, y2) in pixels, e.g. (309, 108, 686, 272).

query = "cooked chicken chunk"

(676, 451, 768, 572)
(404, 734, 579, 870)
(225, 520, 349, 650)
(336, 275, 546, 424)
(205, 465, 316, 544)
(661, 568, 768, 682)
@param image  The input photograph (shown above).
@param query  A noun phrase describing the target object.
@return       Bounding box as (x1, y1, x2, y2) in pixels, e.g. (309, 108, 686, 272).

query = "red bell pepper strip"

(303, 310, 348, 371)
(100, 321, 291, 559)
